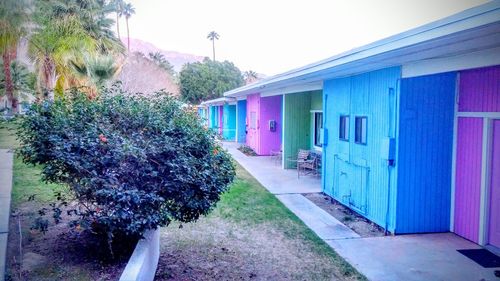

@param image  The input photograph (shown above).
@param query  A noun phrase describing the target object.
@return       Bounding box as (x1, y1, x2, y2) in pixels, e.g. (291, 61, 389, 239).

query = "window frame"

(354, 116, 368, 145)
(312, 111, 323, 149)
(250, 111, 257, 129)
(339, 115, 350, 142)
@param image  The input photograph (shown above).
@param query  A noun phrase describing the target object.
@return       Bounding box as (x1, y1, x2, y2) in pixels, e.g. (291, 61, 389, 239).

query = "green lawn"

(0, 120, 67, 208)
(0, 120, 20, 149)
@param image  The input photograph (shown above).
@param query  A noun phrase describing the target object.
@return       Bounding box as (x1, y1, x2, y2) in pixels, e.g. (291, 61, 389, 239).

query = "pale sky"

(123, 0, 489, 75)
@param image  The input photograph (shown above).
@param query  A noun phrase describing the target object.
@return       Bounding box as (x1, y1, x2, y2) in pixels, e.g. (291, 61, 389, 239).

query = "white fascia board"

(402, 46, 500, 78)
(200, 97, 237, 106)
(260, 81, 323, 97)
(223, 2, 500, 97)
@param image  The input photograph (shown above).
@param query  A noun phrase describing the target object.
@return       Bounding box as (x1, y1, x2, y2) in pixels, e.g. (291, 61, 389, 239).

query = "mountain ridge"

(122, 38, 205, 71)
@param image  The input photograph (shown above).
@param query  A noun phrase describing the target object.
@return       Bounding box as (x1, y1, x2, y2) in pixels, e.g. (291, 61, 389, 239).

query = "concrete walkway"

(223, 142, 500, 281)
(0, 150, 13, 281)
(225, 142, 321, 194)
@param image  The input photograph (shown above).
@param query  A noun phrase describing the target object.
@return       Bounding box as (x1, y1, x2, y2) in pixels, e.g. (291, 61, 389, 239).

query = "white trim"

(457, 112, 500, 118)
(478, 118, 491, 245)
(450, 73, 460, 231)
(402, 47, 500, 78)
(310, 110, 322, 113)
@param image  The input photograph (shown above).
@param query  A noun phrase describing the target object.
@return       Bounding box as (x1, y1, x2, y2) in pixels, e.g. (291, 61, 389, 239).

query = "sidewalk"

(224, 142, 499, 281)
(0, 150, 13, 281)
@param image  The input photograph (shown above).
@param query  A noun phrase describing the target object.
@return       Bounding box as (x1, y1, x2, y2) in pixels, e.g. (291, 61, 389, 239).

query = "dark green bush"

(17, 86, 235, 238)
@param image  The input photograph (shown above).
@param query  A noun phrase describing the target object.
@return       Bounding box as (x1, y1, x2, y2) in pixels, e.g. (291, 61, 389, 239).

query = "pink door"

(246, 94, 260, 153)
(488, 120, 500, 248)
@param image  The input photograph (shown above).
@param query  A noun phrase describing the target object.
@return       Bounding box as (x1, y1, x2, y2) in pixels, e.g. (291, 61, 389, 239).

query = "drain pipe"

(385, 165, 393, 235)
(384, 84, 398, 235)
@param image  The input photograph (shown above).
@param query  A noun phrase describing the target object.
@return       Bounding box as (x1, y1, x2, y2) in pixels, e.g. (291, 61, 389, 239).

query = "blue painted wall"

(396, 72, 456, 233)
(223, 104, 236, 141)
(237, 100, 247, 143)
(323, 67, 401, 232)
(208, 106, 218, 129)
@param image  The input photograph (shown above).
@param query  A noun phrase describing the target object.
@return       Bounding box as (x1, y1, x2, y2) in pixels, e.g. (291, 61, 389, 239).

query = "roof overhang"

(224, 1, 500, 98)
(200, 97, 237, 106)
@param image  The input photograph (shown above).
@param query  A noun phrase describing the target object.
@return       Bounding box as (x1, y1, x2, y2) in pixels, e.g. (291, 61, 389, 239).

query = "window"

(250, 112, 257, 129)
(355, 116, 367, 144)
(313, 112, 323, 147)
(339, 115, 349, 141)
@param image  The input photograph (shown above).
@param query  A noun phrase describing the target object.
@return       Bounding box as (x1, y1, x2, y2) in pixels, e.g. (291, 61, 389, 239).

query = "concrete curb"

(0, 150, 14, 281)
(119, 229, 160, 281)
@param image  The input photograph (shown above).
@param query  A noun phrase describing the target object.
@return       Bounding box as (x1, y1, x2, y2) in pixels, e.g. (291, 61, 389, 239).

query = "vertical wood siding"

(237, 100, 247, 143)
(397, 72, 456, 234)
(459, 66, 500, 112)
(311, 91, 323, 110)
(283, 92, 311, 168)
(259, 95, 282, 155)
(223, 104, 236, 141)
(218, 106, 223, 135)
(323, 67, 400, 231)
(454, 117, 483, 243)
(209, 106, 217, 130)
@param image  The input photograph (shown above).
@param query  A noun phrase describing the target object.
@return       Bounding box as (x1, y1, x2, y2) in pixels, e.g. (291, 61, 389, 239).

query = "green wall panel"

(311, 90, 323, 110)
(283, 92, 311, 169)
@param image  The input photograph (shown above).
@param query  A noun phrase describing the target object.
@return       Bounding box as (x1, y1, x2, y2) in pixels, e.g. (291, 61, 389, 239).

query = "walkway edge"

(0, 149, 14, 281)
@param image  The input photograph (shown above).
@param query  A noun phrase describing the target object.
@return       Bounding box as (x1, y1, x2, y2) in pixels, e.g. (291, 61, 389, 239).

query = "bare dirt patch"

(303, 193, 385, 238)
(6, 202, 129, 281)
(155, 218, 357, 281)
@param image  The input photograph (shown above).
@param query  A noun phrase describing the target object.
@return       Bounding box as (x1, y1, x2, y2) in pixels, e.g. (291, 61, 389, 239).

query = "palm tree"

(243, 70, 258, 84)
(29, 15, 91, 99)
(0, 60, 34, 111)
(29, 0, 124, 99)
(122, 2, 135, 52)
(113, 0, 124, 40)
(207, 31, 219, 61)
(71, 53, 120, 97)
(0, 0, 28, 113)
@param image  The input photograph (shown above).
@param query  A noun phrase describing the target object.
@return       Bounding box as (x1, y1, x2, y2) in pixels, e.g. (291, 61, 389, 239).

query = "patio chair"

(286, 149, 311, 178)
(270, 145, 283, 165)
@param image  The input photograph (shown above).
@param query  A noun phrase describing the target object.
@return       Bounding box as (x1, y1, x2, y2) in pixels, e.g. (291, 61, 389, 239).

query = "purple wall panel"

(459, 66, 500, 112)
(246, 94, 260, 153)
(454, 117, 483, 243)
(259, 95, 282, 155)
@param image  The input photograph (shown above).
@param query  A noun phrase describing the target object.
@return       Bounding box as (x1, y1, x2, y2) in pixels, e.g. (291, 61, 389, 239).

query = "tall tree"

(122, 2, 135, 52)
(207, 31, 219, 61)
(0, 0, 28, 113)
(179, 58, 243, 104)
(113, 0, 124, 40)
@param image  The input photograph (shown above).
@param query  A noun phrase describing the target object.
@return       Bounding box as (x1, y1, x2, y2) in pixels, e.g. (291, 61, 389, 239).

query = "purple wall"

(454, 117, 482, 243)
(259, 95, 282, 155)
(244, 94, 282, 155)
(454, 65, 500, 243)
(459, 66, 500, 112)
